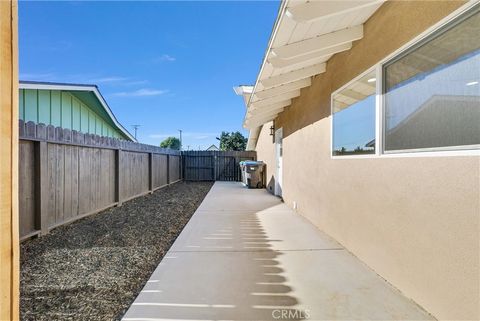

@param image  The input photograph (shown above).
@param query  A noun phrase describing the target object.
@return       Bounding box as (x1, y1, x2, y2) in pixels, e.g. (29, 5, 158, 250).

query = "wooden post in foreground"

(0, 0, 19, 319)
(166, 154, 170, 184)
(115, 149, 122, 206)
(34, 141, 48, 235)
(148, 152, 154, 193)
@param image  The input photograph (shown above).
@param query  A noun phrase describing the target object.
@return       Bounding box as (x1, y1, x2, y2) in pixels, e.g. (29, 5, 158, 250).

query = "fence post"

(166, 154, 170, 184)
(179, 154, 182, 182)
(34, 141, 48, 235)
(115, 149, 122, 206)
(148, 152, 154, 193)
(213, 154, 217, 181)
(180, 153, 184, 181)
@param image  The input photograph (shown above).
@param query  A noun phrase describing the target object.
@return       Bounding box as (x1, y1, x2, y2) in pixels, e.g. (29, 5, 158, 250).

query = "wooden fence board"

(18, 141, 35, 237)
(182, 150, 256, 182)
(46, 143, 56, 227)
(78, 146, 89, 215)
(120, 151, 150, 201)
(71, 146, 79, 219)
(87, 148, 94, 213)
(93, 148, 101, 210)
(104, 149, 116, 206)
(169, 155, 181, 182)
(63, 145, 73, 222)
(152, 154, 168, 188)
(55, 144, 64, 225)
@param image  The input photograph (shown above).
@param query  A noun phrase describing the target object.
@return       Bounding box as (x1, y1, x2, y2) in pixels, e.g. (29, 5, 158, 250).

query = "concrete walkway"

(123, 182, 432, 321)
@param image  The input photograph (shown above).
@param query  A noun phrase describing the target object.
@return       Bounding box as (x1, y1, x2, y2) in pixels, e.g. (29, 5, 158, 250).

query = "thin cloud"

(149, 134, 173, 139)
(86, 76, 149, 86)
(123, 80, 149, 86)
(19, 72, 148, 87)
(88, 76, 128, 84)
(110, 88, 169, 97)
(20, 72, 57, 81)
(149, 132, 217, 139)
(153, 54, 176, 63)
(193, 135, 211, 140)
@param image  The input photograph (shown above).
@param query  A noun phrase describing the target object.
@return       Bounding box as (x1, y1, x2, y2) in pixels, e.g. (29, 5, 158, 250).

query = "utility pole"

(132, 125, 141, 140)
(178, 129, 183, 150)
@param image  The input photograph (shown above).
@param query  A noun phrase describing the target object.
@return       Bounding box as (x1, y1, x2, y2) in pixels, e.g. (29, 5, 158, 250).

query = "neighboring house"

(206, 144, 220, 151)
(236, 1, 479, 321)
(19, 81, 135, 141)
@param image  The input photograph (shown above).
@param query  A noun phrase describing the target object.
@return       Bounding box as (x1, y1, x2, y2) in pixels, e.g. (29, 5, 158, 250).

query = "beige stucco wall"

(256, 121, 277, 193)
(254, 1, 480, 320)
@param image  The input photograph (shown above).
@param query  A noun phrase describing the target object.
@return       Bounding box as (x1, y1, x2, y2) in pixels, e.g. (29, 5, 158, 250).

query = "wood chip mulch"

(20, 181, 213, 321)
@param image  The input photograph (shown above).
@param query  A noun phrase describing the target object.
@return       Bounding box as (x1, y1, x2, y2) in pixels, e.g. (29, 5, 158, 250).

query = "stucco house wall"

(256, 121, 277, 193)
(254, 1, 479, 320)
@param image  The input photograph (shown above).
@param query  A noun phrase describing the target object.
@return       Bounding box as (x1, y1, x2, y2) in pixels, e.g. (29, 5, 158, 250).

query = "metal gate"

(182, 151, 256, 181)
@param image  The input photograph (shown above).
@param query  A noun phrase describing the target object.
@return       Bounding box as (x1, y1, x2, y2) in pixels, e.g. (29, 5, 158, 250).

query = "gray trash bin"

(240, 161, 265, 188)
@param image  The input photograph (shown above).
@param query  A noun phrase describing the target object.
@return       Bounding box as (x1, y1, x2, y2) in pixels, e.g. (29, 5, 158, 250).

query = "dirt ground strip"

(20, 181, 213, 321)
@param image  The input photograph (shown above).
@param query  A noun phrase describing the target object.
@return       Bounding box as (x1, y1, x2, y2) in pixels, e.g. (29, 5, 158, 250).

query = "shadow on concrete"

(123, 186, 307, 320)
(122, 182, 434, 321)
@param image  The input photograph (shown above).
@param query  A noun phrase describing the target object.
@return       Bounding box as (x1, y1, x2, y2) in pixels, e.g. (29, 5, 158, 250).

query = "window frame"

(330, 1, 480, 159)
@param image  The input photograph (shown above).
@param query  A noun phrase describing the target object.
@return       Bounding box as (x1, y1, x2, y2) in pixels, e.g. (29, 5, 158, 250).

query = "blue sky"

(19, 1, 279, 148)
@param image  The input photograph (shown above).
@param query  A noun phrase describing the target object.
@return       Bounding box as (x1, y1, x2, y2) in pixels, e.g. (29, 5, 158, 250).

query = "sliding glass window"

(383, 8, 480, 152)
(332, 70, 376, 156)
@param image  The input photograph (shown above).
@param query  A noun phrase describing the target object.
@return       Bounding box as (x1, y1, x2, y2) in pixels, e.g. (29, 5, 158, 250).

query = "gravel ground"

(20, 181, 213, 321)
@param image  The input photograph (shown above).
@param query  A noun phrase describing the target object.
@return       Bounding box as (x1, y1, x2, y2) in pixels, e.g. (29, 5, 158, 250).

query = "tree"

(160, 136, 181, 150)
(217, 131, 247, 151)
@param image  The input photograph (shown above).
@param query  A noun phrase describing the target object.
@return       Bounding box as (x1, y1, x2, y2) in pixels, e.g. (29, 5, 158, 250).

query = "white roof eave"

(243, 0, 386, 129)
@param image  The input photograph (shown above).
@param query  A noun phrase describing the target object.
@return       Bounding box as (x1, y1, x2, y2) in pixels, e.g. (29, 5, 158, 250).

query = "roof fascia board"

(20, 82, 96, 92)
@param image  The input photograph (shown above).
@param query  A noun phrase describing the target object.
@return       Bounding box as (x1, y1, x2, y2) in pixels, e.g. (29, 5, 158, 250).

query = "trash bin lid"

(240, 160, 264, 166)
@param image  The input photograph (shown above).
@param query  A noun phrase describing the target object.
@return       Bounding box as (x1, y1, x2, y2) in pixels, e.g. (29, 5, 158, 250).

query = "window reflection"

(332, 71, 376, 156)
(384, 10, 480, 152)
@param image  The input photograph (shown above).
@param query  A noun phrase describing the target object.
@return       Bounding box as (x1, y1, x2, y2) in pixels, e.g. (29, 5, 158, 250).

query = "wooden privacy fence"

(18, 121, 257, 241)
(183, 150, 256, 181)
(19, 120, 181, 241)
